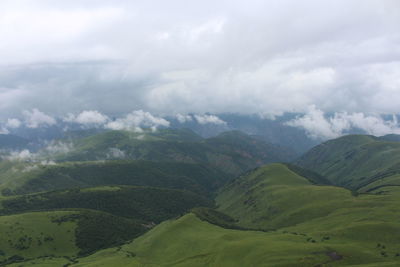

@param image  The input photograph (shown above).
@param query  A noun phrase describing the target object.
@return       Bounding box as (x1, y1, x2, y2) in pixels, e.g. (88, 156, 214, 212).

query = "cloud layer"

(287, 106, 400, 139)
(0, 0, 399, 118)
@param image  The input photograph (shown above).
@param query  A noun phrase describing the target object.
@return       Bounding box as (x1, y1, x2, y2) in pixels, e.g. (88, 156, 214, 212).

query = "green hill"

(24, 212, 400, 266)
(214, 163, 400, 264)
(295, 134, 400, 191)
(57, 129, 291, 176)
(0, 186, 212, 223)
(0, 160, 228, 196)
(378, 134, 400, 142)
(4, 162, 400, 266)
(0, 209, 145, 265)
(216, 163, 351, 230)
(4, 133, 400, 266)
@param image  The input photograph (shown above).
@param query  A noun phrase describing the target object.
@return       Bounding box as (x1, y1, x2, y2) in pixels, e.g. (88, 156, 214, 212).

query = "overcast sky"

(0, 0, 399, 121)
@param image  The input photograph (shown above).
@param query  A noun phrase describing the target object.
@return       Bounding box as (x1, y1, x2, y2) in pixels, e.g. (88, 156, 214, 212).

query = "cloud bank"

(287, 106, 400, 139)
(64, 110, 109, 125)
(22, 109, 56, 128)
(0, 0, 398, 118)
(105, 110, 170, 131)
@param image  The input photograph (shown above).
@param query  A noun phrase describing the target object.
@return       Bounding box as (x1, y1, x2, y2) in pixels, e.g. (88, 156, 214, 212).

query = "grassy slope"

(0, 211, 78, 264)
(0, 129, 287, 197)
(6, 163, 400, 266)
(59, 129, 290, 176)
(295, 135, 400, 190)
(216, 164, 352, 230)
(0, 209, 146, 265)
(0, 185, 212, 223)
(0, 160, 228, 196)
(35, 213, 400, 267)
(216, 163, 400, 262)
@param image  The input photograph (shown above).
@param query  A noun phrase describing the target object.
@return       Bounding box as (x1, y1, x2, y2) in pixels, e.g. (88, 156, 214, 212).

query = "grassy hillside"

(0, 210, 78, 265)
(0, 186, 212, 223)
(57, 129, 291, 176)
(295, 135, 400, 190)
(216, 163, 351, 230)
(4, 133, 400, 266)
(216, 164, 400, 259)
(4, 163, 400, 266)
(378, 134, 400, 142)
(27, 213, 400, 266)
(0, 129, 289, 196)
(0, 209, 144, 265)
(217, 163, 400, 226)
(0, 160, 229, 196)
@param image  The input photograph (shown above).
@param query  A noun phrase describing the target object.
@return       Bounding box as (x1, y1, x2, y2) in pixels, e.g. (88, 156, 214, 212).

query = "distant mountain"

(56, 129, 293, 176)
(295, 134, 400, 191)
(168, 113, 320, 155)
(378, 134, 400, 142)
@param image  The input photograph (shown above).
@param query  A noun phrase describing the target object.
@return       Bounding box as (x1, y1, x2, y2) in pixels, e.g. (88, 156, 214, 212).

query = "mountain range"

(1, 128, 400, 266)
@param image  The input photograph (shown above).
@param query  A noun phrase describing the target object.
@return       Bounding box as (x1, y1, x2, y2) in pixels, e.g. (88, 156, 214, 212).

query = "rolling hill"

(0, 209, 145, 265)
(16, 162, 400, 266)
(0, 186, 212, 223)
(0, 160, 228, 196)
(295, 135, 400, 191)
(3, 133, 400, 266)
(57, 129, 293, 176)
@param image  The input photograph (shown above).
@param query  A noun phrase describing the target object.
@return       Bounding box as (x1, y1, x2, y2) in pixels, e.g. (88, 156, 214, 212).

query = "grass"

(0, 160, 229, 196)
(296, 135, 400, 190)
(63, 213, 400, 266)
(0, 211, 78, 264)
(0, 209, 147, 265)
(0, 185, 212, 223)
(4, 162, 400, 266)
(57, 129, 290, 176)
(3, 133, 400, 266)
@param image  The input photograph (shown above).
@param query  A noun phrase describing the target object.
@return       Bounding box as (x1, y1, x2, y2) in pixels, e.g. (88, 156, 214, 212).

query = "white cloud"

(64, 110, 109, 125)
(0, 1, 399, 117)
(22, 108, 56, 128)
(176, 113, 193, 123)
(287, 105, 400, 140)
(0, 127, 9, 134)
(3, 149, 35, 161)
(40, 160, 56, 166)
(106, 147, 125, 159)
(6, 118, 21, 128)
(44, 141, 73, 155)
(194, 114, 226, 125)
(105, 110, 170, 131)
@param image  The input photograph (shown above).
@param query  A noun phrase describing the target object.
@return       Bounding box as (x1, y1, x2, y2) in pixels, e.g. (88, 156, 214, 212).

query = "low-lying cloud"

(105, 110, 170, 131)
(287, 105, 400, 140)
(106, 147, 126, 159)
(3, 149, 35, 161)
(175, 113, 226, 125)
(64, 110, 109, 125)
(194, 114, 227, 125)
(22, 109, 56, 128)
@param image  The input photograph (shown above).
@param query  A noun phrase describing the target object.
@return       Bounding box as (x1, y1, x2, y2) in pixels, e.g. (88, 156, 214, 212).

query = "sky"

(0, 0, 400, 138)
